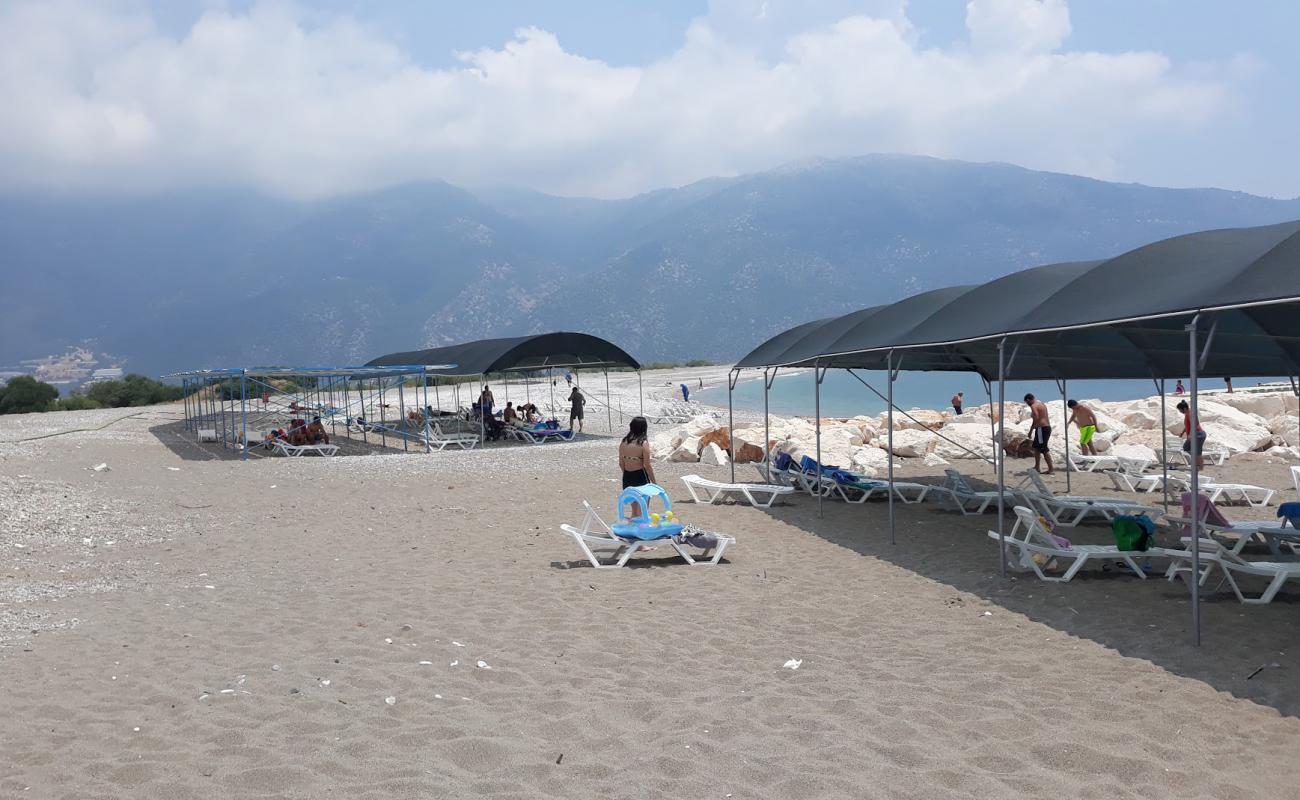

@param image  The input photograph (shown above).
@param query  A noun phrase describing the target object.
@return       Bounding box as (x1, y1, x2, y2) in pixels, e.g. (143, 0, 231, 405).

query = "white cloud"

(0, 0, 1236, 198)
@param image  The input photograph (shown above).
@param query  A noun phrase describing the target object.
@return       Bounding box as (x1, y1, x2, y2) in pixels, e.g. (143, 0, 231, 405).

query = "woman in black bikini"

(619, 416, 656, 524)
(619, 416, 655, 489)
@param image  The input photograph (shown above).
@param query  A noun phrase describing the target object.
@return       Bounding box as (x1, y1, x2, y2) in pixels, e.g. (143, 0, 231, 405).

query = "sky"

(1, 0, 1297, 200)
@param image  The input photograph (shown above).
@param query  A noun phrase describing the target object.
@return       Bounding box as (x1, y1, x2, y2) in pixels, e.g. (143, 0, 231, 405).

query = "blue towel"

(1277, 502, 1300, 521)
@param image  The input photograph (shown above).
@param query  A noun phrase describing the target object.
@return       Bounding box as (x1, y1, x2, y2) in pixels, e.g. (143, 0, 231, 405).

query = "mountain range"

(4, 154, 1300, 376)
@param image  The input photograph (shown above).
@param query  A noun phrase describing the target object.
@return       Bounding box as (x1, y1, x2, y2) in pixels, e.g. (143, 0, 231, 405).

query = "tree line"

(0, 374, 183, 415)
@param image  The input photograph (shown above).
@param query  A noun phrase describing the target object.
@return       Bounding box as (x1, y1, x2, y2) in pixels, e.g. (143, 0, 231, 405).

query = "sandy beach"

(3, 373, 1300, 799)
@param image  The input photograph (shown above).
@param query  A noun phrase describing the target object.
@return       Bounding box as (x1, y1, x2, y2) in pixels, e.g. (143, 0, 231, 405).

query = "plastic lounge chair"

(271, 440, 339, 457)
(680, 474, 793, 509)
(942, 469, 1005, 515)
(428, 423, 479, 451)
(1016, 470, 1154, 527)
(1106, 457, 1164, 493)
(988, 506, 1150, 582)
(830, 470, 938, 505)
(1291, 466, 1300, 494)
(1164, 492, 1289, 556)
(1200, 482, 1276, 508)
(558, 501, 734, 568)
(1157, 538, 1300, 604)
(1068, 453, 1118, 473)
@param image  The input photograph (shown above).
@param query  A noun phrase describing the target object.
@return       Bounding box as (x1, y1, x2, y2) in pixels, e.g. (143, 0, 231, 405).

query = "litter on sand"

(783, 659, 802, 670)
(91, 463, 110, 472)
(385, 696, 397, 706)
(476, 660, 491, 670)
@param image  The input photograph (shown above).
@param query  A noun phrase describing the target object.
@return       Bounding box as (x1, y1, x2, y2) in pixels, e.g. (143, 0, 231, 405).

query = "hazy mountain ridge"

(3, 155, 1298, 375)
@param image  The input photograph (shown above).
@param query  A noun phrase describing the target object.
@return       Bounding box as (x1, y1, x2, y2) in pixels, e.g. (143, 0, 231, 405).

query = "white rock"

(1267, 414, 1299, 447)
(883, 428, 934, 458)
(684, 415, 719, 437)
(667, 444, 700, 463)
(922, 453, 950, 467)
(699, 442, 729, 466)
(850, 446, 890, 477)
(782, 659, 802, 670)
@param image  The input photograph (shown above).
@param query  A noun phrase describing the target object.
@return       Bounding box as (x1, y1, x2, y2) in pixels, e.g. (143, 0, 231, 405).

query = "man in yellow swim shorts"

(1066, 399, 1099, 456)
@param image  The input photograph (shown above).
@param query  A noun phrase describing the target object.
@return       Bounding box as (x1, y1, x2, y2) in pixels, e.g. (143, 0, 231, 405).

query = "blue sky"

(2, 1, 1297, 198)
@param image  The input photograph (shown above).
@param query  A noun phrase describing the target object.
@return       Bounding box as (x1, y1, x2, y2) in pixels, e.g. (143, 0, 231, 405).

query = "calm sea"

(696, 370, 1272, 418)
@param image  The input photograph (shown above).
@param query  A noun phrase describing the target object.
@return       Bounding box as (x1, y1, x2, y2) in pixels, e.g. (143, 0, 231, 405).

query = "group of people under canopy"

(471, 382, 588, 440)
(261, 415, 331, 448)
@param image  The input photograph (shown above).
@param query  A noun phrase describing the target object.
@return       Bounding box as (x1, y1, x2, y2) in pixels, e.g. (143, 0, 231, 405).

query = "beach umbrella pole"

(1057, 378, 1069, 493)
(1155, 378, 1168, 510)
(815, 361, 823, 519)
(728, 369, 736, 483)
(1186, 315, 1216, 647)
(995, 337, 1020, 577)
(887, 351, 897, 546)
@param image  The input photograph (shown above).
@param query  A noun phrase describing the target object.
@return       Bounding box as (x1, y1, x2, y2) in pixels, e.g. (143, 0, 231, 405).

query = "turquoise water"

(697, 370, 1265, 418)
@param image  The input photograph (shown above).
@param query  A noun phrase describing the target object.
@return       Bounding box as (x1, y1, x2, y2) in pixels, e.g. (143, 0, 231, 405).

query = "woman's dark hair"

(1176, 400, 1189, 411)
(623, 416, 648, 445)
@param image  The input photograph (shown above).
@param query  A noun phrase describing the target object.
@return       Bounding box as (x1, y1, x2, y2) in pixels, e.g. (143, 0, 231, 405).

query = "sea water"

(696, 370, 1270, 419)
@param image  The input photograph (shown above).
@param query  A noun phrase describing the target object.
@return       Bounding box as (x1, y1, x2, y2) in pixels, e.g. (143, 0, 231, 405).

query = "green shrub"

(84, 374, 184, 408)
(57, 394, 102, 411)
(684, 359, 714, 367)
(643, 361, 680, 370)
(0, 375, 60, 414)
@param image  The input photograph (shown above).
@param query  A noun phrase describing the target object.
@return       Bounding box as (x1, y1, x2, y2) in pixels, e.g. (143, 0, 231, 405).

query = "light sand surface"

(3, 404, 1300, 799)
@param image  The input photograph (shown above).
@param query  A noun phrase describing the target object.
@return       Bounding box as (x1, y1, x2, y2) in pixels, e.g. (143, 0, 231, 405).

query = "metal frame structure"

(168, 365, 447, 458)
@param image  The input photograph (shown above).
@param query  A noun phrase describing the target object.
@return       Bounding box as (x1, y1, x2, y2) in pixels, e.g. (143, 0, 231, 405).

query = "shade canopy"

(736, 221, 1300, 380)
(367, 332, 640, 375)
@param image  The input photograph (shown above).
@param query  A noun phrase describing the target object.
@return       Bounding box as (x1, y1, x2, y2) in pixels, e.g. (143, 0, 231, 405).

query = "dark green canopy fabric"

(368, 332, 640, 375)
(735, 221, 1300, 380)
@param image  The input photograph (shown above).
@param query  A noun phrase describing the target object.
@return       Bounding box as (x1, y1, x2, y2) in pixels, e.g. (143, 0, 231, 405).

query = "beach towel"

(773, 452, 793, 471)
(1278, 502, 1300, 526)
(1180, 492, 1231, 526)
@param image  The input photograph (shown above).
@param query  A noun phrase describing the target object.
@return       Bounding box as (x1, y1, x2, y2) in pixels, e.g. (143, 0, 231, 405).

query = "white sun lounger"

(1157, 538, 1300, 604)
(1200, 483, 1276, 508)
(990, 506, 1151, 582)
(680, 474, 793, 509)
(830, 477, 939, 505)
(270, 440, 339, 457)
(428, 423, 479, 451)
(1106, 457, 1165, 493)
(558, 501, 735, 568)
(942, 469, 1010, 515)
(1015, 470, 1155, 527)
(1068, 453, 1119, 473)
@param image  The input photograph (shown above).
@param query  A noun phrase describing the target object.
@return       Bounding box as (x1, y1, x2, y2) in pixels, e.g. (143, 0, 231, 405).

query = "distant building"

(90, 368, 124, 381)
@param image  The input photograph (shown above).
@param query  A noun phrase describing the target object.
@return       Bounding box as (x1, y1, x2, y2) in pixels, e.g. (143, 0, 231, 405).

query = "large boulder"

(697, 428, 731, 454)
(883, 428, 934, 458)
(1216, 391, 1291, 420)
(699, 442, 729, 466)
(897, 409, 946, 431)
(685, 415, 719, 437)
(1267, 414, 1299, 447)
(932, 422, 996, 461)
(1109, 442, 1157, 463)
(667, 444, 700, 463)
(923, 452, 950, 467)
(850, 446, 891, 477)
(650, 429, 685, 459)
(735, 442, 765, 464)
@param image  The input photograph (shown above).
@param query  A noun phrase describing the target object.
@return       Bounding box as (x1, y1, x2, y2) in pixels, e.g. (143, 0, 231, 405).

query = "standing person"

(619, 417, 656, 521)
(565, 371, 573, 388)
(568, 385, 585, 432)
(698, 378, 702, 389)
(1066, 399, 1099, 456)
(1175, 379, 1185, 395)
(681, 383, 690, 403)
(951, 392, 963, 415)
(1177, 400, 1206, 468)
(1024, 393, 1054, 474)
(479, 385, 494, 418)
(1225, 377, 1234, 394)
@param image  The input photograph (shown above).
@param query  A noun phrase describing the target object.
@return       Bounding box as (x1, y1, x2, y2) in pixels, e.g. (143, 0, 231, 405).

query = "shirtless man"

(951, 392, 963, 415)
(1066, 399, 1098, 456)
(1024, 393, 1054, 474)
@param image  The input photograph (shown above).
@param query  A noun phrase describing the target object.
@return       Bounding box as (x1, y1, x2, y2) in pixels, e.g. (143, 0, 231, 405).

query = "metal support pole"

(728, 369, 736, 483)
(398, 373, 408, 453)
(240, 371, 248, 461)
(480, 374, 487, 444)
(887, 351, 896, 546)
(1061, 378, 1070, 493)
(996, 338, 1008, 576)
(1187, 317, 1202, 646)
(605, 369, 612, 433)
(637, 370, 643, 415)
(815, 361, 823, 518)
(422, 368, 432, 453)
(764, 368, 773, 478)
(1156, 378, 1169, 510)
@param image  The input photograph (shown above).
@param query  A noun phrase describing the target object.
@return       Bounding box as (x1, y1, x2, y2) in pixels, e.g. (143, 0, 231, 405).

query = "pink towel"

(1180, 491, 1232, 527)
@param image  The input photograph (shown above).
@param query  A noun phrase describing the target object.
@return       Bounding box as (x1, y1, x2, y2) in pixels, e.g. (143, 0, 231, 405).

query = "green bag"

(1112, 514, 1153, 551)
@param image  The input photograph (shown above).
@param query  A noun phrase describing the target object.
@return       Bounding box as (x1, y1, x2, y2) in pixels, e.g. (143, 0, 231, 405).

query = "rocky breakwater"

(649, 390, 1300, 474)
